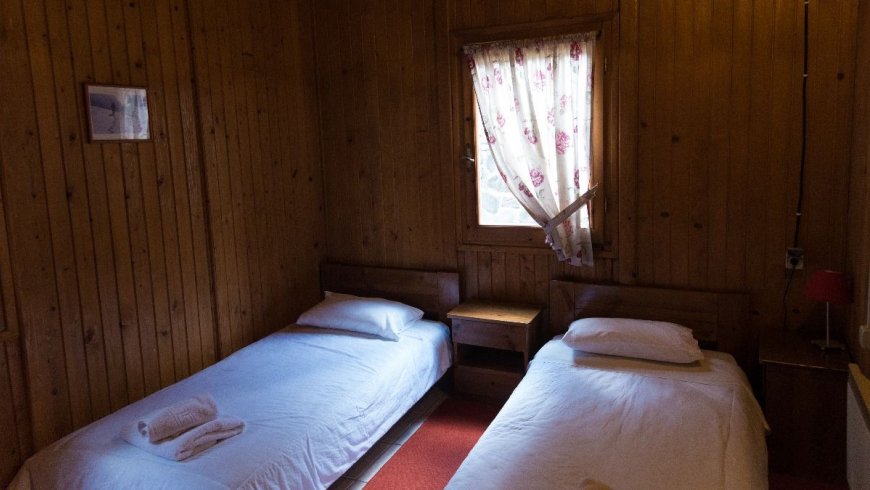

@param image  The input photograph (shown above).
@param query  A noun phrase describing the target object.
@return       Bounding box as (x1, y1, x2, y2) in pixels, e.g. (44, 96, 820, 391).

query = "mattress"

(447, 338, 769, 490)
(11, 319, 451, 490)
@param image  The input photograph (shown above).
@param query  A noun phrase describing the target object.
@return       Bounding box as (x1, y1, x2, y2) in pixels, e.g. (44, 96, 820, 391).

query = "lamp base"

(811, 338, 846, 350)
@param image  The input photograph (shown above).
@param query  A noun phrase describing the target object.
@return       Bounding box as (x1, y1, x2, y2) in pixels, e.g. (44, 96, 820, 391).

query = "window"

(475, 110, 538, 227)
(454, 21, 616, 256)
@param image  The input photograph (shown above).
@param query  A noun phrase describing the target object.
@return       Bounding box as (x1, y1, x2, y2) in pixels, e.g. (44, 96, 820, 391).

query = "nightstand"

(760, 328, 849, 484)
(447, 299, 542, 400)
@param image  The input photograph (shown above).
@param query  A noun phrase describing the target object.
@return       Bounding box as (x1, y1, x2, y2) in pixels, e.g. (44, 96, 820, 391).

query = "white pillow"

(561, 317, 703, 363)
(296, 291, 424, 341)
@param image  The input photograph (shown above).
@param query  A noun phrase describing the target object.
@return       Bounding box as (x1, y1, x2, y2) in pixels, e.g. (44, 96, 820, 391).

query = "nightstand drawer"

(452, 319, 528, 352)
(454, 365, 522, 400)
(448, 299, 542, 400)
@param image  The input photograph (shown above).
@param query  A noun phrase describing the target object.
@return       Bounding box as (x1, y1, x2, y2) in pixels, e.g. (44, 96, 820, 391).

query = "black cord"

(784, 0, 810, 329)
(793, 0, 809, 247)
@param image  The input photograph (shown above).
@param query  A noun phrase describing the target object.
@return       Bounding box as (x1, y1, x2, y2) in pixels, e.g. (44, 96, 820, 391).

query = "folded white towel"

(122, 416, 245, 461)
(136, 394, 218, 442)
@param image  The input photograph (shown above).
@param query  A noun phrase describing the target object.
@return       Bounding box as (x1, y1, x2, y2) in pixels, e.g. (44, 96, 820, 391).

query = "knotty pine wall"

(0, 0, 322, 484)
(315, 0, 457, 271)
(188, 0, 324, 359)
(316, 0, 859, 336)
(848, 1, 870, 375)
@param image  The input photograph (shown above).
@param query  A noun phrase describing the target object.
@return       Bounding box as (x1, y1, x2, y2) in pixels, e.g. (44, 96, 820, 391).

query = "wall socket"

(785, 247, 804, 270)
(861, 325, 869, 350)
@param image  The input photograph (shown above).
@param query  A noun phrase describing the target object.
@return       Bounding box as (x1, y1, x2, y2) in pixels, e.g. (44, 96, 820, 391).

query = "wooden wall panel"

(0, 346, 19, 484)
(1, 0, 323, 484)
(848, 1, 870, 375)
(628, 0, 857, 332)
(315, 0, 455, 271)
(0, 155, 32, 486)
(0, 344, 31, 487)
(316, 0, 860, 338)
(188, 0, 324, 356)
(1, 0, 74, 450)
(0, 0, 196, 483)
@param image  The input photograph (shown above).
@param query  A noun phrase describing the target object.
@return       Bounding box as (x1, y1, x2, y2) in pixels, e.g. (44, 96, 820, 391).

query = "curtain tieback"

(542, 184, 599, 235)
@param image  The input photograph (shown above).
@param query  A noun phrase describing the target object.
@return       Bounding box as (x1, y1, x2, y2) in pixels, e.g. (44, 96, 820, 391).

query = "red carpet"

(366, 398, 501, 490)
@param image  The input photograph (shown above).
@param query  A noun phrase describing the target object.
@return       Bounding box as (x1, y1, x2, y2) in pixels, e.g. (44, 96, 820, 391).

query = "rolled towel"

(137, 394, 218, 442)
(122, 416, 245, 461)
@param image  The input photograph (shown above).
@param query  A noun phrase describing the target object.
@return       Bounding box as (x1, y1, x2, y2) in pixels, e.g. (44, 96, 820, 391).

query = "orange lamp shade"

(805, 270, 852, 305)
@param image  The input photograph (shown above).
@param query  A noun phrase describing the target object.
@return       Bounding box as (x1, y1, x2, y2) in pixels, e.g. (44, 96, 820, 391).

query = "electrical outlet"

(860, 325, 869, 350)
(785, 248, 804, 270)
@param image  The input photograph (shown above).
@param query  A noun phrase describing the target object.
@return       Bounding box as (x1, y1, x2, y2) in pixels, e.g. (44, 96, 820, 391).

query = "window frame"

(452, 17, 619, 257)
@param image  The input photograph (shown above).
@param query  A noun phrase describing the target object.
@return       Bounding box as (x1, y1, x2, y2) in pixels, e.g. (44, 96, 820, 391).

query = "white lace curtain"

(465, 33, 597, 266)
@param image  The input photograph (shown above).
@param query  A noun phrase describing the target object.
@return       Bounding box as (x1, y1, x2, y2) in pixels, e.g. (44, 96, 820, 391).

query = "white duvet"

(11, 320, 451, 490)
(447, 339, 769, 490)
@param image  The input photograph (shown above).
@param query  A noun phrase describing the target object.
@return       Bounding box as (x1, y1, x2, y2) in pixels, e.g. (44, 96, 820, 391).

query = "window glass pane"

(476, 107, 538, 227)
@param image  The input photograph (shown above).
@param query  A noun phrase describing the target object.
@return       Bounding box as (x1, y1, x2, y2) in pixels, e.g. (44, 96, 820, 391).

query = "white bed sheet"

(447, 338, 768, 490)
(11, 319, 451, 490)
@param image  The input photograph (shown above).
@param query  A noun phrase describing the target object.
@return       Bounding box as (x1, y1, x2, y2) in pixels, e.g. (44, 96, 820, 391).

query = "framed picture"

(84, 84, 151, 142)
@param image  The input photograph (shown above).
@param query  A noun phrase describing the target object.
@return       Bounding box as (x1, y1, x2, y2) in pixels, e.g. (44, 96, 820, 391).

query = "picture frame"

(84, 83, 151, 142)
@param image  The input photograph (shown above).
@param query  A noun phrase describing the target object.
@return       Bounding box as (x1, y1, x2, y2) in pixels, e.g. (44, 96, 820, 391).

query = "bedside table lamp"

(805, 270, 852, 350)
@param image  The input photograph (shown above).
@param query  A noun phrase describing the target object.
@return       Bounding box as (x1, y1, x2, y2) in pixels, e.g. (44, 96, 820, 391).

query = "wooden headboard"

(549, 280, 754, 369)
(320, 263, 460, 323)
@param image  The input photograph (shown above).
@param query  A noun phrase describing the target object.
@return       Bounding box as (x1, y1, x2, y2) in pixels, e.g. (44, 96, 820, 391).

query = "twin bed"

(11, 265, 768, 489)
(11, 264, 458, 490)
(448, 281, 768, 489)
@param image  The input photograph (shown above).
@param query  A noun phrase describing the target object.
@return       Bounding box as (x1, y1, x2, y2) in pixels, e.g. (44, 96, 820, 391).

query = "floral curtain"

(465, 34, 597, 266)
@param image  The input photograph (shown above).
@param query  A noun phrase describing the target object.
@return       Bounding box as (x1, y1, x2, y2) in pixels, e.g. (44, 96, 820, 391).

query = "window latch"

(460, 144, 475, 169)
